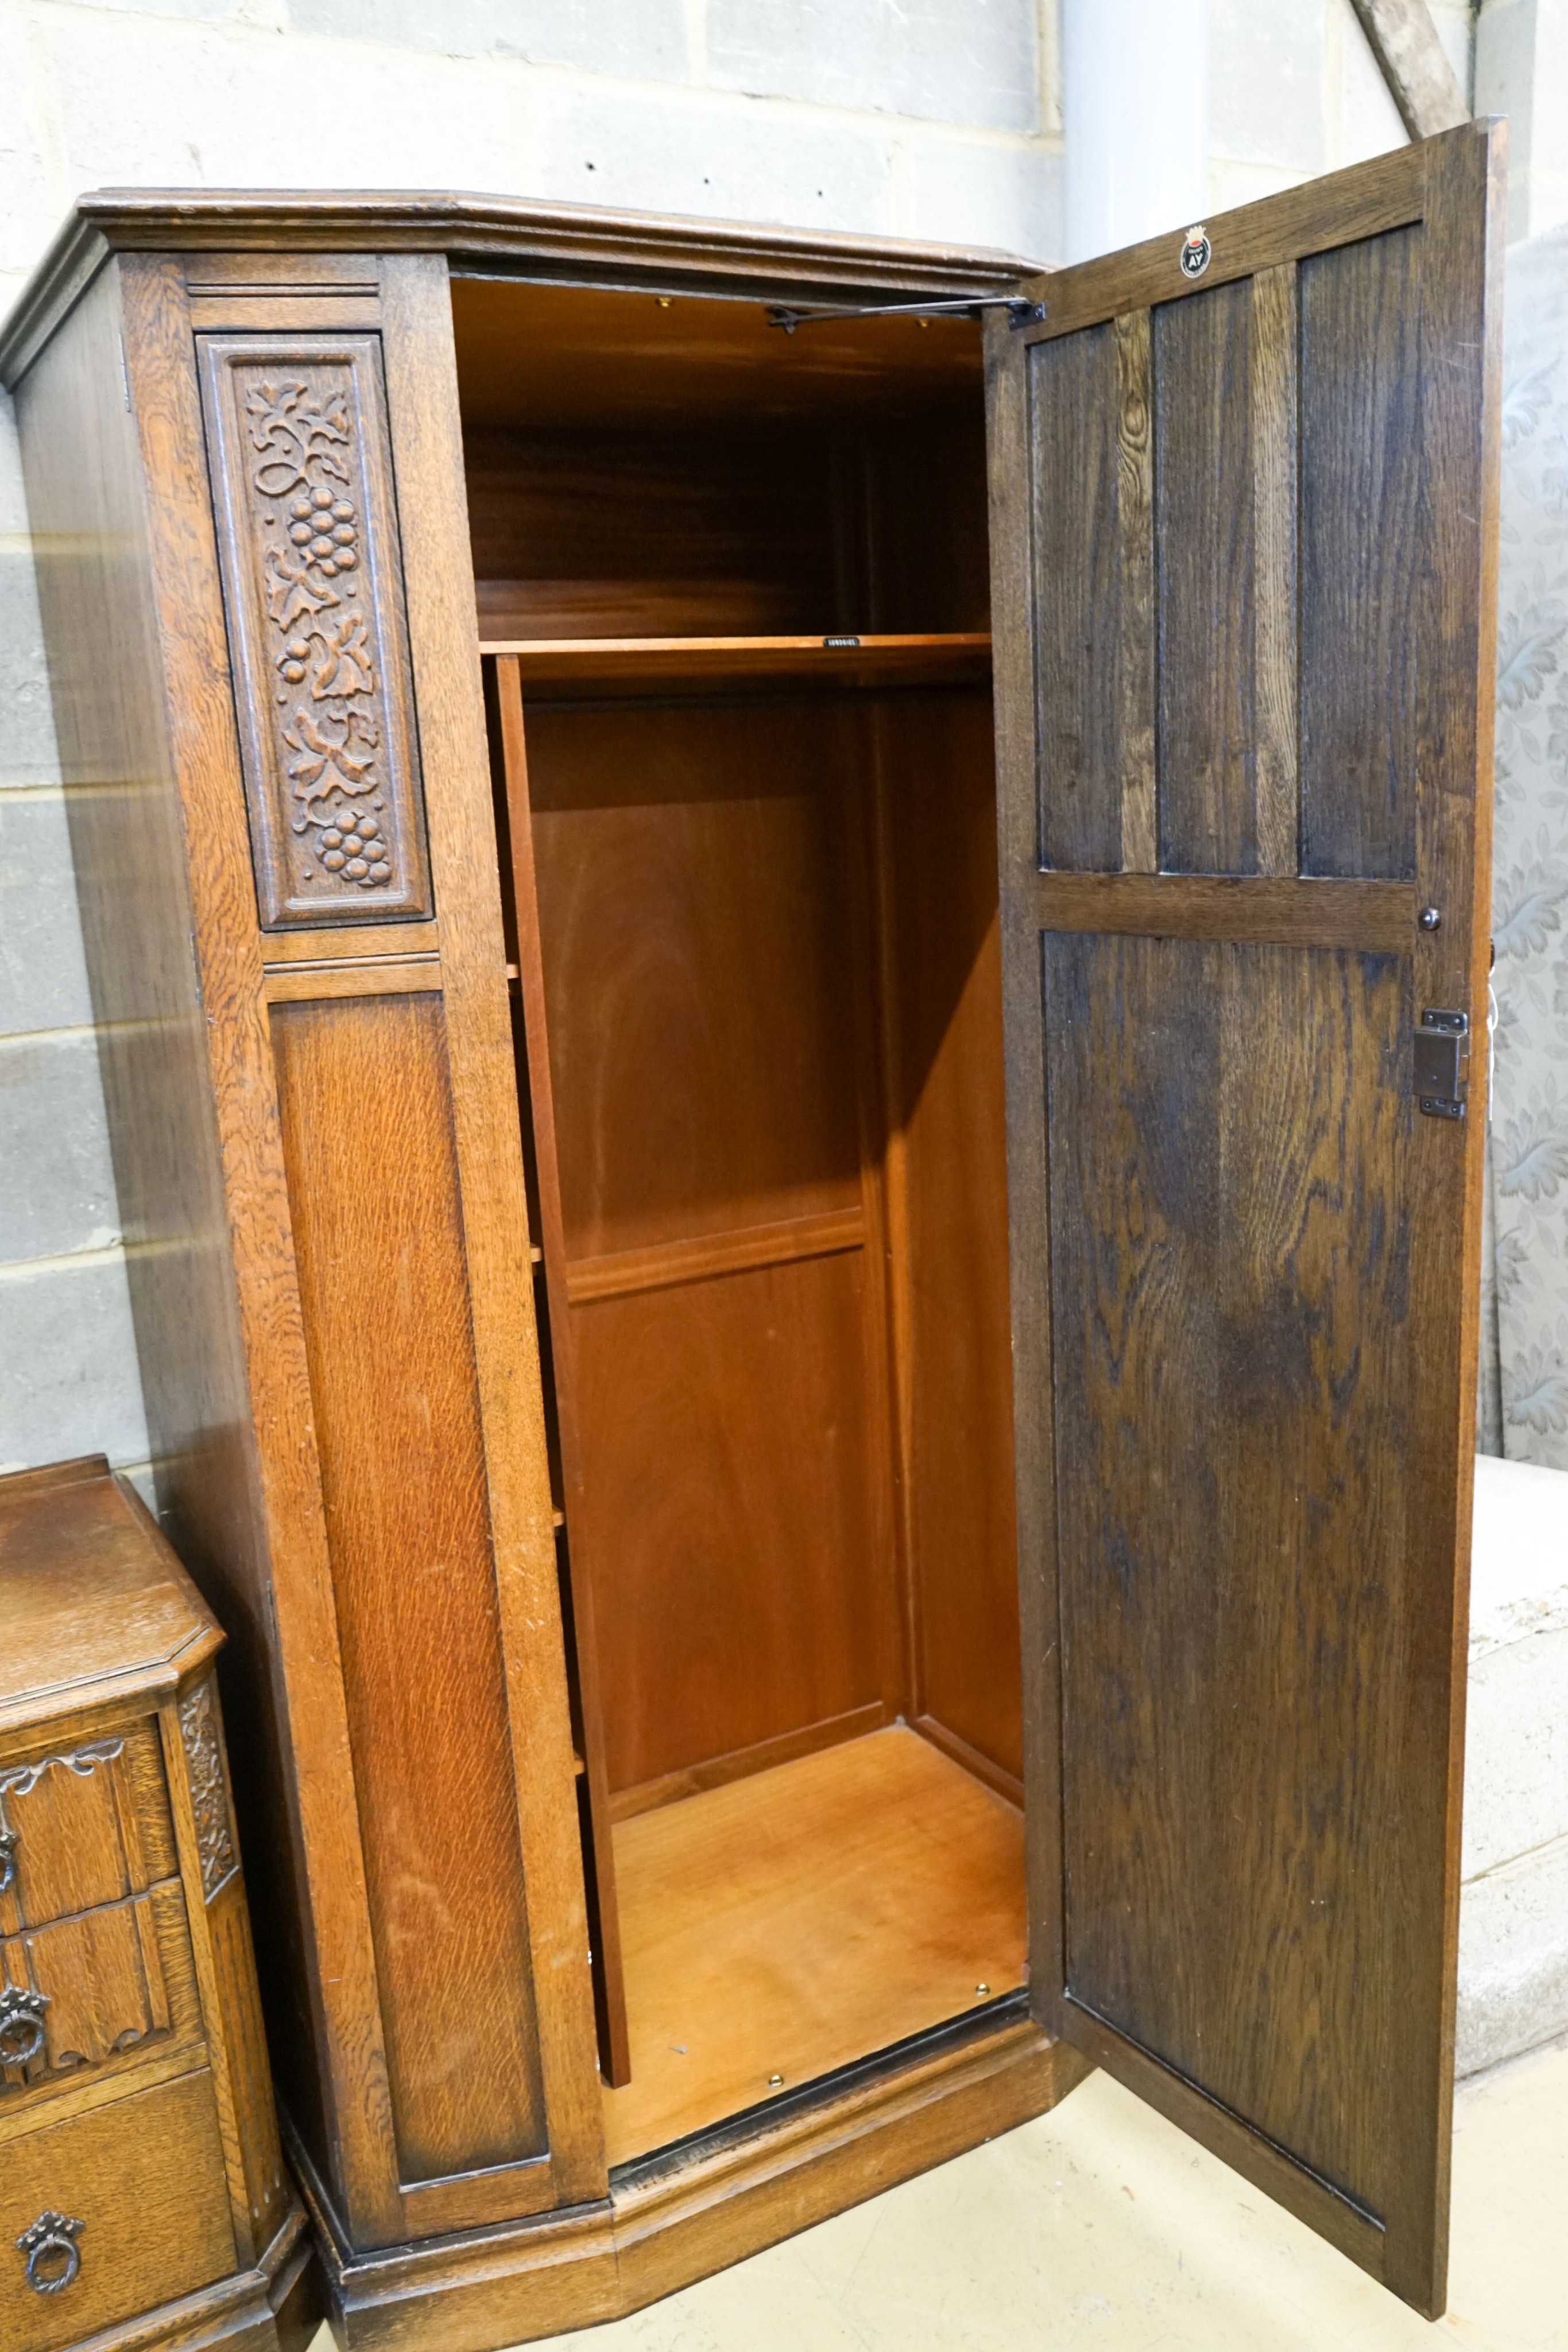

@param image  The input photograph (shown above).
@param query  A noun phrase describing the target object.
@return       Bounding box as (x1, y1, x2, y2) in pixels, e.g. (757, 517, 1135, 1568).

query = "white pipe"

(1063, 0, 1210, 265)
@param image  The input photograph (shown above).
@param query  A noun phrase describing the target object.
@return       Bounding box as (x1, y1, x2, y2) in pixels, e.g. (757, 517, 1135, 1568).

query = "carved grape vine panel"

(198, 335, 433, 928)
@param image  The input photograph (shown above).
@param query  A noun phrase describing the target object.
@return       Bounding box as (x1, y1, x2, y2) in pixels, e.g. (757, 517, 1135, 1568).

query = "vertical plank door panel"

(988, 123, 1502, 2316)
(1153, 277, 1257, 874)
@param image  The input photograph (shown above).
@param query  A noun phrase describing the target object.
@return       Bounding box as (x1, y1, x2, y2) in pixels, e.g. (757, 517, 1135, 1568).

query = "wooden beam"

(1348, 0, 1470, 141)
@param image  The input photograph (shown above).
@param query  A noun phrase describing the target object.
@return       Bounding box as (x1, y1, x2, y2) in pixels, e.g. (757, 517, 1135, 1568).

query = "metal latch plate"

(1415, 1008, 1468, 1120)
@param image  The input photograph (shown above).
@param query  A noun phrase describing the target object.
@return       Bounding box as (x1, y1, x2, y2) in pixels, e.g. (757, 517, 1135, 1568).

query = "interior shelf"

(478, 631, 993, 695)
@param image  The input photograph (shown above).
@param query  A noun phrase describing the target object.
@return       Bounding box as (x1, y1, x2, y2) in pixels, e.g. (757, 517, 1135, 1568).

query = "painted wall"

(0, 0, 1464, 1485)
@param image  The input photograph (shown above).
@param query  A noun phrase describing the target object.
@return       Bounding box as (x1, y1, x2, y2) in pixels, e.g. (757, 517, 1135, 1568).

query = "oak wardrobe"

(1, 121, 1500, 2346)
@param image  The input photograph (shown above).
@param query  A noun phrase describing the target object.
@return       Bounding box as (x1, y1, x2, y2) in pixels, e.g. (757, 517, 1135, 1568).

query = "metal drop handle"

(18, 2211, 83, 2296)
(0, 1986, 48, 2067)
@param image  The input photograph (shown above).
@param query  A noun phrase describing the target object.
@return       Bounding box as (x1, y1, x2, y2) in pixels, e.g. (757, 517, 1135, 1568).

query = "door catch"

(1414, 1008, 1468, 1120)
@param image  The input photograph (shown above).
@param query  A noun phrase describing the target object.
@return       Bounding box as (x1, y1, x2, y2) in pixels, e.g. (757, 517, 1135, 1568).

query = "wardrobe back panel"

(465, 427, 838, 640)
(527, 701, 865, 1260)
(524, 695, 899, 1800)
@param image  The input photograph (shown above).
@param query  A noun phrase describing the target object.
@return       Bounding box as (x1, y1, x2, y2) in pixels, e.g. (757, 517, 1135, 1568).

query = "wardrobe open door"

(985, 121, 1503, 2316)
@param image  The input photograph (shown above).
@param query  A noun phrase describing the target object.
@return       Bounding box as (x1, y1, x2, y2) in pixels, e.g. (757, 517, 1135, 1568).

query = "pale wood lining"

(477, 632, 992, 694)
(607, 1701, 888, 1823)
(564, 1206, 866, 1305)
(603, 1728, 1027, 2167)
(1251, 262, 1301, 879)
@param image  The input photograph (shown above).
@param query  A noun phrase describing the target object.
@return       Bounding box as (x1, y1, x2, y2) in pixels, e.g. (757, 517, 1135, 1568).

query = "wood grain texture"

(315, 2019, 1085, 2352)
(12, 260, 358, 2209)
(1, 1881, 199, 2106)
(477, 635, 990, 692)
(989, 125, 1503, 2314)
(1385, 118, 1504, 2316)
(0, 1723, 171, 1929)
(571, 1252, 886, 1795)
(381, 252, 608, 2211)
(526, 698, 865, 1262)
(491, 654, 630, 2091)
(0, 2069, 236, 2351)
(1299, 223, 1422, 879)
(1026, 871, 1413, 949)
(1029, 323, 1121, 871)
(603, 1730, 1025, 2165)
(1154, 277, 1257, 873)
(1251, 262, 1300, 878)
(0, 1462, 300, 2324)
(877, 689, 1023, 1784)
(1016, 138, 1426, 344)
(113, 251, 399, 2238)
(1045, 931, 1410, 2216)
(1114, 311, 1157, 872)
(270, 989, 547, 2187)
(563, 1207, 865, 1305)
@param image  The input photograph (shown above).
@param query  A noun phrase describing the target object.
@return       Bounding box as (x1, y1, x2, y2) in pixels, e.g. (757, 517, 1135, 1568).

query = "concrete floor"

(305, 2032, 1568, 2351)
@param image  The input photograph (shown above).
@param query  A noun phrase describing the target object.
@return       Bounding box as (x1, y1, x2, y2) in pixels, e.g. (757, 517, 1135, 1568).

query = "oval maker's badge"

(1179, 224, 1211, 280)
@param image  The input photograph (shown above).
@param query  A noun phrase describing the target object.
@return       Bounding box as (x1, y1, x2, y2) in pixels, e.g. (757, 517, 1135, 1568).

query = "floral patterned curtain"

(1482, 225, 1568, 1461)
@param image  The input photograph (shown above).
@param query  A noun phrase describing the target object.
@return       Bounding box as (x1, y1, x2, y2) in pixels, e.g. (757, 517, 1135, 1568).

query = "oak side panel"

(380, 253, 607, 2208)
(270, 989, 547, 2184)
(1299, 223, 1422, 879)
(16, 254, 397, 2235)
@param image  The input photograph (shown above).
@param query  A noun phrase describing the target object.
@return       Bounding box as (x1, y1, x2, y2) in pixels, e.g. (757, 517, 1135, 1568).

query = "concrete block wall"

(0, 0, 1424, 1490)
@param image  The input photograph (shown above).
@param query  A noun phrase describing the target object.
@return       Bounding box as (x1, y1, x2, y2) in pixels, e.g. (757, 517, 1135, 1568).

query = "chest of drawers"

(0, 1457, 313, 2352)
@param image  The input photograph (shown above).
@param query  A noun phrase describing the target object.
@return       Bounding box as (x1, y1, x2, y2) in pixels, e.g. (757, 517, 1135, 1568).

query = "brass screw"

(975, 1983, 990, 1998)
(768, 2072, 784, 2088)
(657, 296, 673, 309)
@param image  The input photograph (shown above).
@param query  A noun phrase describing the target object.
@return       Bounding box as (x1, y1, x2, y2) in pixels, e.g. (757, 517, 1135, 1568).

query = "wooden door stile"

(491, 652, 633, 2091)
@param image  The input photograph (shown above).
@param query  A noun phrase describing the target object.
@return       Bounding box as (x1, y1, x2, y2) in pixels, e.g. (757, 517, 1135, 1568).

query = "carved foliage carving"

(199, 334, 433, 928)
(177, 1681, 238, 1902)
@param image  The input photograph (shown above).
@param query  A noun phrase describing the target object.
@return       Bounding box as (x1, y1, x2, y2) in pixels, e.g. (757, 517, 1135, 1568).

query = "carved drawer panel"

(0, 1880, 202, 2110)
(0, 1723, 176, 1936)
(0, 2068, 235, 2352)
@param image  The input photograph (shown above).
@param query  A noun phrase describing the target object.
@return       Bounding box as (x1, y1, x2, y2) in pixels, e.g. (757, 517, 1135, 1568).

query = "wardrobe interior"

(452, 275, 1028, 2166)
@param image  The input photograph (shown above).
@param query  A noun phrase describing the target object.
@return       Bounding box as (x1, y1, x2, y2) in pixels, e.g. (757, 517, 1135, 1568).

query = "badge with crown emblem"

(1179, 223, 1211, 280)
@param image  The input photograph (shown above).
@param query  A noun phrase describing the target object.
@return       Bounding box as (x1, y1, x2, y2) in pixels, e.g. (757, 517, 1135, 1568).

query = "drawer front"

(1, 1880, 203, 2110)
(0, 1722, 176, 1934)
(0, 2068, 236, 2351)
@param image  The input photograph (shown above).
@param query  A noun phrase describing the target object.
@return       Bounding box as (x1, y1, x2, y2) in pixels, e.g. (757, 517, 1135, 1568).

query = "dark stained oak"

(986, 121, 1503, 2319)
(1154, 277, 1257, 873)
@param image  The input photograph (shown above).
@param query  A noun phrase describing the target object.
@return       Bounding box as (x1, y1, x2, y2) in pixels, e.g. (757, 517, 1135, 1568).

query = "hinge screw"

(1419, 906, 1442, 932)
